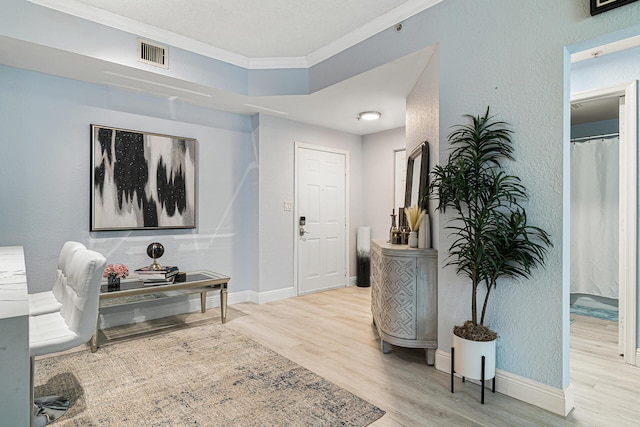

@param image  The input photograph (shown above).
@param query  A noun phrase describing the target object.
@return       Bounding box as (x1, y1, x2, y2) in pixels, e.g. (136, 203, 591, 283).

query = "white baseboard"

(255, 286, 296, 304)
(348, 276, 357, 286)
(435, 349, 574, 416)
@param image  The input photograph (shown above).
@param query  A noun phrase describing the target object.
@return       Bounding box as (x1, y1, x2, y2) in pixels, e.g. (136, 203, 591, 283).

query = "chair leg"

(450, 347, 454, 393)
(31, 357, 34, 427)
(31, 356, 70, 426)
(481, 356, 485, 404)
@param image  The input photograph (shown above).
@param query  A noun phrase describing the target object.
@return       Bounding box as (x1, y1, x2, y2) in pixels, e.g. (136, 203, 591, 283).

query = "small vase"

(107, 275, 121, 292)
(408, 231, 418, 248)
(418, 214, 430, 249)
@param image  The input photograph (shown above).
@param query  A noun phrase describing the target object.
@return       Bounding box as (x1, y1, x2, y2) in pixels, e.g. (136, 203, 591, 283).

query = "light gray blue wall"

(362, 127, 406, 240)
(0, 65, 258, 307)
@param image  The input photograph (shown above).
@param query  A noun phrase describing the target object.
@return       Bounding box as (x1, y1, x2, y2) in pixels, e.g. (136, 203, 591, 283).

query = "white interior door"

(296, 145, 347, 295)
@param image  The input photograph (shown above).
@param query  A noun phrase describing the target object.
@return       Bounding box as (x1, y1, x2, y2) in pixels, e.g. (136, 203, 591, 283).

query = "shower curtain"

(570, 135, 619, 298)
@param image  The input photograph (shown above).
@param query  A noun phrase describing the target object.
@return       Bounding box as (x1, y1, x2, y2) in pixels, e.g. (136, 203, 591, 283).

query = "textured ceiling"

(72, 0, 411, 58)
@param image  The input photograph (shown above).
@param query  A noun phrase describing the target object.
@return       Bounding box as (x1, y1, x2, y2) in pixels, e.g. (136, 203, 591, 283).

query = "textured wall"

(400, 0, 640, 390)
(406, 44, 440, 252)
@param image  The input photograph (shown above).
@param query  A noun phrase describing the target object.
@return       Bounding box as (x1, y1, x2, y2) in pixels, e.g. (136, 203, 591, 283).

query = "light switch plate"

(284, 201, 292, 211)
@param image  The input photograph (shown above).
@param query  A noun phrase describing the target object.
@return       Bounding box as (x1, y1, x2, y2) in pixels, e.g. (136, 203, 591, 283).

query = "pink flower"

(103, 264, 129, 278)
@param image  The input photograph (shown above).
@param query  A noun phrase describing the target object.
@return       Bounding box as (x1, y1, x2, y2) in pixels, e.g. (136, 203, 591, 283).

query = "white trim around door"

(294, 142, 350, 296)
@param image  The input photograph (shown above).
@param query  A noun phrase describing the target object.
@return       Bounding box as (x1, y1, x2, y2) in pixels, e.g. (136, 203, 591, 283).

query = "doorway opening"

(570, 82, 637, 362)
(565, 47, 637, 365)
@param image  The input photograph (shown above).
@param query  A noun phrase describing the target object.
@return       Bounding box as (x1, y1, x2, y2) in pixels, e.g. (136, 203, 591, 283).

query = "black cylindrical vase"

(356, 227, 371, 287)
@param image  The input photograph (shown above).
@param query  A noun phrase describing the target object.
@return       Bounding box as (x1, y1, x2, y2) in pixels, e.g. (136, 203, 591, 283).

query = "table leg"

(220, 283, 228, 323)
(200, 291, 207, 313)
(426, 348, 435, 366)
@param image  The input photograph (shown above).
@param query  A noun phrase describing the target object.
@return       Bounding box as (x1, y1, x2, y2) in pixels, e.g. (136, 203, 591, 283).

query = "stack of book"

(135, 265, 179, 284)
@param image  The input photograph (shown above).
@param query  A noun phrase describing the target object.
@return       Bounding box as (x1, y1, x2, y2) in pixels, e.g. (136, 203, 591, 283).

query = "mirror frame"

(404, 141, 429, 210)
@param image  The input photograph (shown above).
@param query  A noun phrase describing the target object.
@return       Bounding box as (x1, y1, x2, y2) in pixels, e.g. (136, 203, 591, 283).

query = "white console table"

(370, 240, 438, 365)
(0, 246, 31, 426)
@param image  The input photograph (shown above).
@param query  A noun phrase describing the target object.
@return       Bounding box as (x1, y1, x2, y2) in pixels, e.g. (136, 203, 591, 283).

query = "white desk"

(0, 246, 31, 426)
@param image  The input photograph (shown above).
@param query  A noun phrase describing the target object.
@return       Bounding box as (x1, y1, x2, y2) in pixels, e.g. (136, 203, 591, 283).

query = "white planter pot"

(452, 334, 496, 381)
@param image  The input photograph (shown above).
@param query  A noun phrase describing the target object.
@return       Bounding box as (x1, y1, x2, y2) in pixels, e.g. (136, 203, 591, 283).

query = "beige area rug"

(34, 323, 385, 426)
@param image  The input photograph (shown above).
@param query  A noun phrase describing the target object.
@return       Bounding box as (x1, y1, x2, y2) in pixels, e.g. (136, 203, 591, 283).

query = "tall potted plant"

(429, 108, 552, 382)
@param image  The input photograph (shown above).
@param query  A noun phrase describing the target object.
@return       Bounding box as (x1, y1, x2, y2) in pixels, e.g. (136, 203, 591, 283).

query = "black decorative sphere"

(146, 242, 164, 260)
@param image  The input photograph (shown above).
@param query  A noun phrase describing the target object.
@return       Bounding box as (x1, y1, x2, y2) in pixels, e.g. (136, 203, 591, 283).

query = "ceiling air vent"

(137, 39, 168, 69)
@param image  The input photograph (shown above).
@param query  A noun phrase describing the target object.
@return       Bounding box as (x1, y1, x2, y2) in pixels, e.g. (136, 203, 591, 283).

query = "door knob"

(299, 227, 310, 237)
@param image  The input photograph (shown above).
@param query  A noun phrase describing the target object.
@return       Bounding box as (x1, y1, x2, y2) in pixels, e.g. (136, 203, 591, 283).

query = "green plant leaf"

(429, 107, 552, 327)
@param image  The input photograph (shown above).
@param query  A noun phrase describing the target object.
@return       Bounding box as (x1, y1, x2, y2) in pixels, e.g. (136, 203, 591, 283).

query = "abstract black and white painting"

(91, 125, 196, 231)
(590, 0, 638, 15)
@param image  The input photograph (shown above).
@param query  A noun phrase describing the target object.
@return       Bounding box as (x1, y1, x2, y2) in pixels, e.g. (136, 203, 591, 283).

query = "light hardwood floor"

(95, 287, 639, 426)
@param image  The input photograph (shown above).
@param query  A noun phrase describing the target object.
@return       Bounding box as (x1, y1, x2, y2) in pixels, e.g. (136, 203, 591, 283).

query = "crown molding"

(28, 0, 253, 68)
(305, 0, 443, 66)
(28, 0, 442, 70)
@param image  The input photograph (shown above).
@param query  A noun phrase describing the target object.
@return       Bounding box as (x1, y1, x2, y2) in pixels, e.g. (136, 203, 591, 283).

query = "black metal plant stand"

(450, 347, 496, 404)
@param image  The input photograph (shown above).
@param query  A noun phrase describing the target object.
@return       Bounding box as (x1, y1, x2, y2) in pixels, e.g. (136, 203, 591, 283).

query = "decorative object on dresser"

(404, 205, 425, 248)
(90, 125, 197, 231)
(388, 208, 400, 244)
(370, 240, 437, 365)
(418, 213, 430, 249)
(429, 108, 552, 403)
(398, 207, 409, 244)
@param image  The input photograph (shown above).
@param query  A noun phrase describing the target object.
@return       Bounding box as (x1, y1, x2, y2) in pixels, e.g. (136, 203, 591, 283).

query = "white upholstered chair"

(30, 247, 106, 426)
(28, 241, 87, 316)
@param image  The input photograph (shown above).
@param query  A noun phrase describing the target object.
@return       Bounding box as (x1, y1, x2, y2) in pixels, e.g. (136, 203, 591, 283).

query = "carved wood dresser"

(370, 239, 438, 365)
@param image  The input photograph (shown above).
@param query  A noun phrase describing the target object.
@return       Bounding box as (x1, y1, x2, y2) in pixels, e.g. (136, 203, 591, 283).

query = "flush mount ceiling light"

(357, 111, 382, 121)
